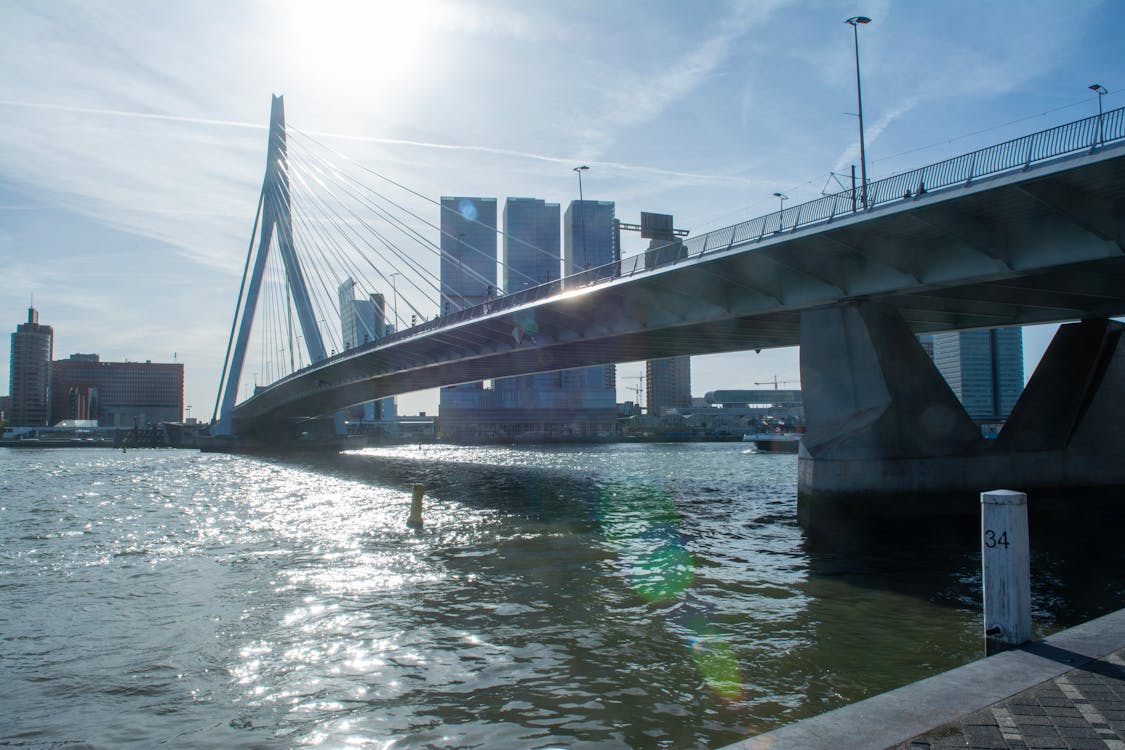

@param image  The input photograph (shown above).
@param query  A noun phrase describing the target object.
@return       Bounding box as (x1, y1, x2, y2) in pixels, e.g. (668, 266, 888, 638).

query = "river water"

(1, 444, 1122, 749)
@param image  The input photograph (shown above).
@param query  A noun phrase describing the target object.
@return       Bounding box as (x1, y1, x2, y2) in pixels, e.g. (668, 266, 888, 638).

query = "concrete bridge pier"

(796, 301, 1125, 541)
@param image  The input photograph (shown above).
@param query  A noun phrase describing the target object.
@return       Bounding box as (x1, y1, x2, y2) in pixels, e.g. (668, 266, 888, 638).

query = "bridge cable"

(280, 153, 446, 321)
(284, 135, 533, 298)
(287, 127, 559, 285)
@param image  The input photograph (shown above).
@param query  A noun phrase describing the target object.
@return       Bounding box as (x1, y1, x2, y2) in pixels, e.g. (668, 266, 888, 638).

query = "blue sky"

(1, 0, 1122, 418)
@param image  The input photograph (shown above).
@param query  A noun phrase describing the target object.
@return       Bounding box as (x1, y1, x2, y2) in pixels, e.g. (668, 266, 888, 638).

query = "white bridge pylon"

(212, 95, 327, 436)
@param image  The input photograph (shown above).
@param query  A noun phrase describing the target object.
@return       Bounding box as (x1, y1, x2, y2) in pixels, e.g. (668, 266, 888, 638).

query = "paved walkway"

(896, 646, 1125, 750)
(722, 608, 1125, 750)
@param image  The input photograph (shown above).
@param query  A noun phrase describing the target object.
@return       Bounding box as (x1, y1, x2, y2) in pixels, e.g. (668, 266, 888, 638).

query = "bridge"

(208, 95, 1125, 534)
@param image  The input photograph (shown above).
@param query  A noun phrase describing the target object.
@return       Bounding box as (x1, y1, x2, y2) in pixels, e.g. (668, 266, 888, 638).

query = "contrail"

(0, 98, 755, 186)
(297, 128, 758, 186)
(0, 99, 265, 130)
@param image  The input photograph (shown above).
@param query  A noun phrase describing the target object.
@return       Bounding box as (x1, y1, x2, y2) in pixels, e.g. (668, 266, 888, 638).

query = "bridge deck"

(234, 140, 1125, 424)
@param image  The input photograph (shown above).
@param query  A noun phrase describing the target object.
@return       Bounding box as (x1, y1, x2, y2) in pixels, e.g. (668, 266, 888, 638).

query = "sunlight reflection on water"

(2, 445, 1121, 748)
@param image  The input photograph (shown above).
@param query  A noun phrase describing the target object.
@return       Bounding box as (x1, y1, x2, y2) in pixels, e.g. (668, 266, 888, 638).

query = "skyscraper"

(439, 197, 497, 431)
(493, 198, 562, 417)
(930, 327, 1024, 421)
(337, 278, 394, 421)
(9, 306, 53, 426)
(561, 200, 617, 430)
(637, 212, 691, 414)
(440, 196, 497, 313)
(438, 197, 618, 442)
(504, 197, 560, 291)
(563, 200, 617, 280)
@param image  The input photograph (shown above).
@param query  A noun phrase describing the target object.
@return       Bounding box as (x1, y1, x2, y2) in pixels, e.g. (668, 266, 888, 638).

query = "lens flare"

(597, 484, 694, 602)
(458, 198, 478, 221)
(688, 630, 743, 702)
(598, 483, 748, 705)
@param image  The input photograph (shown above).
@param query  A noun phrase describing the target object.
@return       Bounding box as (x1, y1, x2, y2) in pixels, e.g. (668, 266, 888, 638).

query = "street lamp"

(389, 271, 401, 331)
(456, 232, 466, 309)
(573, 165, 590, 270)
(772, 192, 788, 212)
(846, 15, 872, 209)
(1090, 83, 1108, 146)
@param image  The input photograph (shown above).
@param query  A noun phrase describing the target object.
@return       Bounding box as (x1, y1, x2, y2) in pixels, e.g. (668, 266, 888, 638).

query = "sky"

(1, 0, 1122, 419)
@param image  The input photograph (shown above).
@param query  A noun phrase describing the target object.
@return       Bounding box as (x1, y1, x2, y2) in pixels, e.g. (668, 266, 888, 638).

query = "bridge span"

(215, 101, 1125, 535)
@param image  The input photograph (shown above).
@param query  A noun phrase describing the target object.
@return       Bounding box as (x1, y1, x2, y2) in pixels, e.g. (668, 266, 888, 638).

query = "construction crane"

(622, 374, 646, 408)
(755, 376, 799, 390)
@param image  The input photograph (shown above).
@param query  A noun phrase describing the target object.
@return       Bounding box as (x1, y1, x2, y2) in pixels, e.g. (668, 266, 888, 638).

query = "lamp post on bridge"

(773, 192, 788, 212)
(456, 232, 466, 310)
(573, 165, 590, 270)
(846, 15, 872, 209)
(389, 272, 401, 331)
(1090, 83, 1108, 146)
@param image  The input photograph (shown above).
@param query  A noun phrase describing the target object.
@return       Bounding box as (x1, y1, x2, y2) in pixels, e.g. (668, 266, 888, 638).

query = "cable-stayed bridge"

(208, 95, 1125, 533)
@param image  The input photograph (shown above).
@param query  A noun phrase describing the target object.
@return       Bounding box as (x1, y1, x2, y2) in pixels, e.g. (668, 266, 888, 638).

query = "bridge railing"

(271, 106, 1125, 387)
(677, 105, 1125, 260)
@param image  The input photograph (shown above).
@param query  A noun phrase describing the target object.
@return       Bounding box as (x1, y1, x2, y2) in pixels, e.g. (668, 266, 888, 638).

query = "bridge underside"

(228, 251, 1125, 440)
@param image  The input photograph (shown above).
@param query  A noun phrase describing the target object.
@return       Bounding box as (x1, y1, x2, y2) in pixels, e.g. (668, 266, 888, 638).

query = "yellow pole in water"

(407, 483, 425, 529)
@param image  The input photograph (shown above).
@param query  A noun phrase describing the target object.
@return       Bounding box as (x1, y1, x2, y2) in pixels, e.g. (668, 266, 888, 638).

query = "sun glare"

(284, 0, 441, 99)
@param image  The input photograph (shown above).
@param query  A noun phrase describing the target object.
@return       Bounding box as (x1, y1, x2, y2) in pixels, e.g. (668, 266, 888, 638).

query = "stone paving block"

(1015, 714, 1054, 726)
(1049, 714, 1089, 727)
(1062, 740, 1114, 750)
(1010, 704, 1048, 716)
(1020, 739, 1065, 750)
(1047, 706, 1083, 718)
(962, 725, 1004, 745)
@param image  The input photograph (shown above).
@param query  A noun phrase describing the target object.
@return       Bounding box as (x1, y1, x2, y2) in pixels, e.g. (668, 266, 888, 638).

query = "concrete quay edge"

(719, 607, 1125, 750)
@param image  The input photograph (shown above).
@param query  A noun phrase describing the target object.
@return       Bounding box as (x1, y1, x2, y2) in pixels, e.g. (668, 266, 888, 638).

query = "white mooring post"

(981, 490, 1031, 655)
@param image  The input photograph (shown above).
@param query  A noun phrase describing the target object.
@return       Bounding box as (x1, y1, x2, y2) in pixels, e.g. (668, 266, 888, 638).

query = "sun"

(282, 0, 442, 102)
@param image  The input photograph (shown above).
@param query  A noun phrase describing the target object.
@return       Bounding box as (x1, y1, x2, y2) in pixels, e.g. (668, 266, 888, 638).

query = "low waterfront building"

(50, 354, 183, 426)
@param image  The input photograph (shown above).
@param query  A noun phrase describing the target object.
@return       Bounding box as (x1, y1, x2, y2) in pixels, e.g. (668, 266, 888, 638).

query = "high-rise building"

(636, 212, 691, 414)
(504, 197, 560, 292)
(563, 200, 617, 281)
(50, 354, 183, 426)
(439, 197, 497, 431)
(561, 200, 616, 432)
(440, 196, 497, 313)
(929, 327, 1024, 421)
(438, 197, 618, 442)
(9, 306, 53, 426)
(646, 356, 692, 415)
(337, 278, 394, 421)
(492, 198, 562, 421)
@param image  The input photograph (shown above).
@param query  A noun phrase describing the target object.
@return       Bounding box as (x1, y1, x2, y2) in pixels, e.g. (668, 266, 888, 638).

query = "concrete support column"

(797, 301, 984, 535)
(796, 306, 1125, 542)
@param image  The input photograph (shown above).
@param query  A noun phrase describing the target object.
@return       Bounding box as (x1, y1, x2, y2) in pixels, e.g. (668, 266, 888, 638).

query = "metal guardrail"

(680, 105, 1125, 258)
(267, 106, 1125, 389)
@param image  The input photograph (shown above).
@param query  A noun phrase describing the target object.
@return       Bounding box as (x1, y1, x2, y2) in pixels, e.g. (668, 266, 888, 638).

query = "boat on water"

(742, 421, 804, 453)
